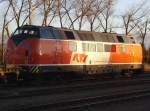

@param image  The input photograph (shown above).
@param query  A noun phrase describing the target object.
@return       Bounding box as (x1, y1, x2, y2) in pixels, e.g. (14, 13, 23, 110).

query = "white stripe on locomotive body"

(70, 52, 111, 65)
(37, 38, 142, 65)
(28, 38, 142, 65)
(69, 40, 111, 65)
(68, 40, 140, 65)
(13, 63, 142, 66)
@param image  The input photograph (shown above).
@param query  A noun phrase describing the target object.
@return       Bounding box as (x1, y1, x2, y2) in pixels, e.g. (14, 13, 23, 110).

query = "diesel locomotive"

(5, 25, 143, 79)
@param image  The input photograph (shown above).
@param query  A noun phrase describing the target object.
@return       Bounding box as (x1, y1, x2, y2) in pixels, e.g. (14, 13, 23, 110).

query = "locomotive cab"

(6, 26, 40, 65)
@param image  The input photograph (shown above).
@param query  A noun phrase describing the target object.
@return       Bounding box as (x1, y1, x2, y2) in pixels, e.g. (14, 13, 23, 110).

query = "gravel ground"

(80, 96, 150, 111)
(1, 83, 150, 110)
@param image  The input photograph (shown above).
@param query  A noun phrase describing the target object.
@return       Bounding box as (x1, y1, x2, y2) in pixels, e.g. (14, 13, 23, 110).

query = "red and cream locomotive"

(5, 25, 143, 78)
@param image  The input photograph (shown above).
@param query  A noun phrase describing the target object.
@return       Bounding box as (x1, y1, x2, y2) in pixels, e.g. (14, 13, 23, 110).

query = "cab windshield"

(11, 27, 39, 45)
(13, 27, 39, 38)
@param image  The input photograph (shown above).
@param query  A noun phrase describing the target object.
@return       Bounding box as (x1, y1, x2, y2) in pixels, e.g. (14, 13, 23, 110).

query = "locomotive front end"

(5, 25, 40, 74)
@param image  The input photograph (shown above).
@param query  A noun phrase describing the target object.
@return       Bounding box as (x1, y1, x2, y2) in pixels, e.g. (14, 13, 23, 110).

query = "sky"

(116, 0, 142, 13)
(115, 0, 150, 48)
(116, 0, 137, 11)
(0, 0, 145, 32)
(0, 0, 149, 48)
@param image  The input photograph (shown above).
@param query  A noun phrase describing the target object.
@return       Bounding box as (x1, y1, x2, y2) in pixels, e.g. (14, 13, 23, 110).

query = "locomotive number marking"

(72, 54, 88, 63)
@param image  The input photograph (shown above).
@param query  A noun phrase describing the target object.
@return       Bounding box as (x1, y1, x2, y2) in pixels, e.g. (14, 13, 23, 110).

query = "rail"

(0, 76, 150, 111)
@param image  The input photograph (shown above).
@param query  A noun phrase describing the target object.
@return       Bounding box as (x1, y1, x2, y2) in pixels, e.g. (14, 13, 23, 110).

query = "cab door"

(24, 50, 29, 64)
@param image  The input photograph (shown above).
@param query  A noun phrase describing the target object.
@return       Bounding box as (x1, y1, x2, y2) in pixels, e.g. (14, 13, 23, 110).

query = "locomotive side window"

(13, 29, 23, 36)
(104, 44, 116, 52)
(13, 28, 38, 37)
(40, 28, 55, 39)
(24, 30, 28, 34)
(104, 44, 112, 52)
(120, 45, 126, 53)
(52, 28, 64, 39)
(82, 43, 89, 51)
(29, 30, 36, 35)
(117, 36, 124, 43)
(89, 43, 96, 52)
(68, 41, 77, 52)
(12, 28, 39, 39)
(65, 31, 75, 39)
(97, 43, 103, 52)
(12, 27, 39, 45)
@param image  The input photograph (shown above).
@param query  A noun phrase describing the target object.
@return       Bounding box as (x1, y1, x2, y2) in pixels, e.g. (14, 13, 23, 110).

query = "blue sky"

(115, 0, 141, 14)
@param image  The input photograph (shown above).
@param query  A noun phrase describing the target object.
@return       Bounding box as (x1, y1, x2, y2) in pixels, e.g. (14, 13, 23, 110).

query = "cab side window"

(68, 41, 77, 52)
(104, 44, 112, 52)
(82, 43, 89, 51)
(65, 31, 75, 39)
(89, 43, 96, 52)
(40, 28, 55, 39)
(97, 43, 103, 52)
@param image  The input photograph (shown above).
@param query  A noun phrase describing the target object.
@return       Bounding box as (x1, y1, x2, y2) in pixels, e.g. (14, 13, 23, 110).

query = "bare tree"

(97, 0, 115, 32)
(136, 18, 150, 63)
(1, 0, 11, 64)
(120, 0, 150, 63)
(61, 0, 75, 29)
(74, 0, 97, 30)
(39, 0, 56, 26)
(121, 0, 148, 35)
(61, 0, 86, 29)
(86, 0, 105, 31)
(27, 0, 33, 25)
(137, 19, 149, 47)
(54, 0, 64, 27)
(8, 0, 26, 27)
(21, 0, 41, 25)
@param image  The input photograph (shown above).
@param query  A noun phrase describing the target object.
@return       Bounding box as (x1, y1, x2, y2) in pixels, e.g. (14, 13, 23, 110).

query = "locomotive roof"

(18, 25, 135, 44)
(20, 25, 116, 34)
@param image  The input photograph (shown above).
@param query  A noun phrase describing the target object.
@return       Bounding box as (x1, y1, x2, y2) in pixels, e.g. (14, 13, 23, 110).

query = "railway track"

(0, 77, 150, 100)
(18, 88, 150, 111)
(0, 74, 150, 111)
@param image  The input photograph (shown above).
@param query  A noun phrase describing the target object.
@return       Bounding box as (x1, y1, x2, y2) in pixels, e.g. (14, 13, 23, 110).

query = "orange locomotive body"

(5, 25, 143, 78)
